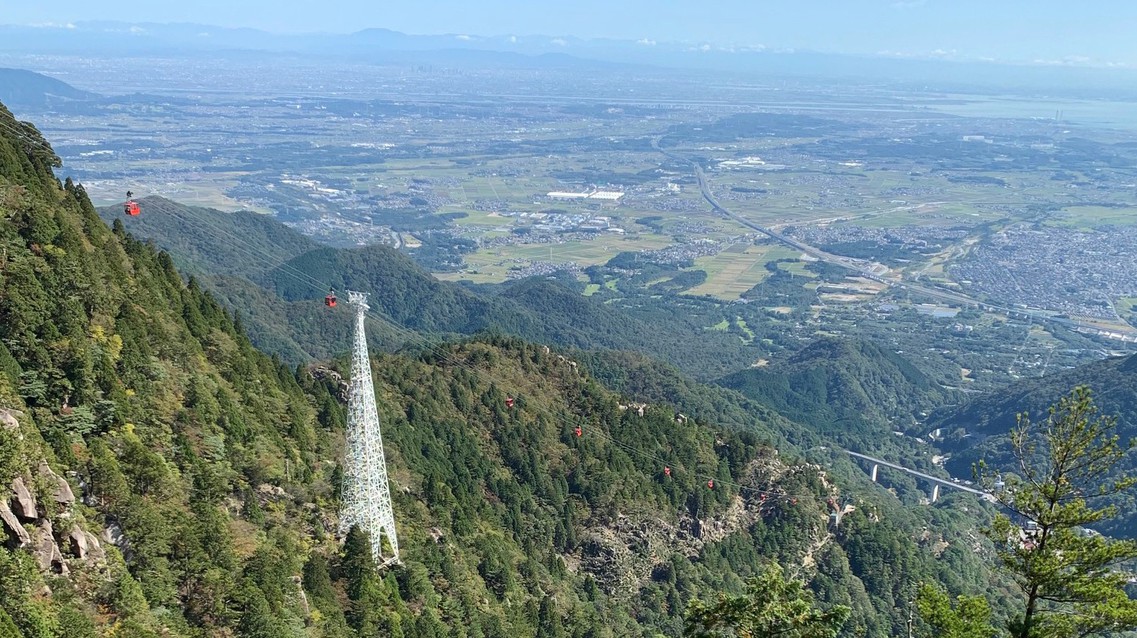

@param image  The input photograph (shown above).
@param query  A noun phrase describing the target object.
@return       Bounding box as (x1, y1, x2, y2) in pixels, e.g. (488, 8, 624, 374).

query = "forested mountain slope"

(930, 352, 1137, 536)
(1, 103, 1012, 637)
(716, 337, 953, 445)
(97, 196, 756, 379)
(99, 197, 321, 279)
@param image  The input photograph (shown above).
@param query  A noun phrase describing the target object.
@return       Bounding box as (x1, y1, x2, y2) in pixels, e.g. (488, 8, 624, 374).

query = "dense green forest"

(717, 337, 953, 445)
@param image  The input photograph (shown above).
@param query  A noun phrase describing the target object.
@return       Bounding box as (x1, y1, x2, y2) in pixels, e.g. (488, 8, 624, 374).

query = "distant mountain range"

(3, 21, 1136, 95)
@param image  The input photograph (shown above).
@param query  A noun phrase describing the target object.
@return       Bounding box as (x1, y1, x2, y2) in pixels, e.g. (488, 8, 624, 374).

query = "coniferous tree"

(914, 583, 996, 638)
(981, 386, 1137, 638)
(0, 608, 22, 638)
(536, 595, 566, 638)
(684, 563, 849, 638)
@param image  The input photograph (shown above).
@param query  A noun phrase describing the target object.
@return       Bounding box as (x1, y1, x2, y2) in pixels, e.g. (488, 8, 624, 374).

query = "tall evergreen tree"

(981, 386, 1137, 638)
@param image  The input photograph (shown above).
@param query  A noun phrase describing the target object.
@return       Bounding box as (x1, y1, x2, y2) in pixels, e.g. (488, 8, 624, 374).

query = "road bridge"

(846, 450, 993, 503)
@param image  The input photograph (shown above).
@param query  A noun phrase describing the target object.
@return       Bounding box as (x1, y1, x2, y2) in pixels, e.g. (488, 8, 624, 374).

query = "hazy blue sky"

(7, 0, 1135, 65)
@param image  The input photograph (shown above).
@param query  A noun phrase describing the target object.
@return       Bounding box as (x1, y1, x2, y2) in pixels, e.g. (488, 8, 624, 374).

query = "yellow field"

(684, 244, 802, 300)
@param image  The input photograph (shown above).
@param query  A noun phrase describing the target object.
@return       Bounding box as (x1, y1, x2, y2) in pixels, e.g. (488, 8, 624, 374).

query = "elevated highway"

(652, 137, 1137, 340)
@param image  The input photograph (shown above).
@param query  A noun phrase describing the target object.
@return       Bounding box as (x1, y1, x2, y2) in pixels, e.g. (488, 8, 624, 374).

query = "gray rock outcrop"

(0, 408, 19, 431)
(32, 518, 67, 575)
(38, 462, 75, 508)
(1, 499, 30, 547)
(11, 476, 37, 520)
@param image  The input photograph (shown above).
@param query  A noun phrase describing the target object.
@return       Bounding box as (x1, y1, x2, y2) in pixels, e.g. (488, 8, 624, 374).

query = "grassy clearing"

(449, 209, 512, 228)
(777, 260, 817, 278)
(736, 317, 755, 344)
(684, 244, 802, 300)
(706, 319, 730, 331)
(1048, 206, 1137, 228)
(1116, 297, 1137, 316)
(433, 271, 508, 284)
(583, 283, 601, 296)
(449, 235, 672, 283)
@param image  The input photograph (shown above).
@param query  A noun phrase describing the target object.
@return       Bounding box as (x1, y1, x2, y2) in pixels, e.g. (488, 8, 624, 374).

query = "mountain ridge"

(929, 352, 1137, 535)
(3, 23, 1136, 95)
(96, 196, 757, 378)
(0, 67, 97, 110)
(717, 336, 953, 445)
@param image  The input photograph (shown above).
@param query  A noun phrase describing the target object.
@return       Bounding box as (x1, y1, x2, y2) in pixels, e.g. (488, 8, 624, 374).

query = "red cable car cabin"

(325, 292, 337, 307)
(124, 200, 140, 216)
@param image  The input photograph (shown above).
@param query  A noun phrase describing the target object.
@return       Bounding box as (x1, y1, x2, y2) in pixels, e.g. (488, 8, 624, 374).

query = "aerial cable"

(0, 120, 813, 502)
(0, 119, 65, 157)
(153, 200, 809, 503)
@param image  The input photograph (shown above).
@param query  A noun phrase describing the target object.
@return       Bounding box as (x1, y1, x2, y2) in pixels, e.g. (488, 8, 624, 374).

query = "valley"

(8, 52, 1137, 394)
(4, 17, 1137, 638)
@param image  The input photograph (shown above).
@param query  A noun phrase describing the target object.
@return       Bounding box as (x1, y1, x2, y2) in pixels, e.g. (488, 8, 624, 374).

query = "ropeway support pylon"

(338, 290, 400, 567)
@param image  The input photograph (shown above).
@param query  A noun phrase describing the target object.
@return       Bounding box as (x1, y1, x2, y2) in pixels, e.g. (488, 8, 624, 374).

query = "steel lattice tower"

(338, 291, 400, 567)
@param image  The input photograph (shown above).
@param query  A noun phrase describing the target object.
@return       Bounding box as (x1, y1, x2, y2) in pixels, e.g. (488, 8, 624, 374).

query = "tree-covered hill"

(929, 352, 1137, 536)
(98, 196, 321, 280)
(716, 337, 954, 446)
(0, 68, 97, 111)
(97, 196, 755, 378)
(0, 103, 1019, 636)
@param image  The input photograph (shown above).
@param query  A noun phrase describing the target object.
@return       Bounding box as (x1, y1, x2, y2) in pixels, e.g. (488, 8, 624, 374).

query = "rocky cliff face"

(1, 407, 105, 582)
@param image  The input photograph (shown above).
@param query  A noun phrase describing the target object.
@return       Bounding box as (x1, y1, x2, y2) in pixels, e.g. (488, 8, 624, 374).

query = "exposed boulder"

(84, 531, 105, 565)
(65, 526, 88, 559)
(256, 483, 285, 499)
(0, 499, 30, 547)
(0, 408, 19, 431)
(32, 518, 67, 575)
(103, 520, 131, 561)
(11, 476, 37, 520)
(38, 462, 75, 508)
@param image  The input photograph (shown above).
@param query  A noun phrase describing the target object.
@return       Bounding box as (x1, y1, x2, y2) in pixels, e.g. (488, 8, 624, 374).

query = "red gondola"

(664, 466, 671, 477)
(505, 397, 515, 408)
(707, 479, 714, 489)
(124, 190, 140, 216)
(325, 290, 337, 307)
(573, 426, 582, 438)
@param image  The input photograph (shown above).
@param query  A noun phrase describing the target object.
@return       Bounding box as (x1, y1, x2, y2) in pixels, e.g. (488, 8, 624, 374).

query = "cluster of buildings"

(784, 223, 969, 254)
(950, 224, 1137, 321)
(546, 190, 625, 202)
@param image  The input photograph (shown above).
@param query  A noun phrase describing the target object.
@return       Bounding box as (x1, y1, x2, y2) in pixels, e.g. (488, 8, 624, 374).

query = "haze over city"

(5, 0, 1137, 66)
